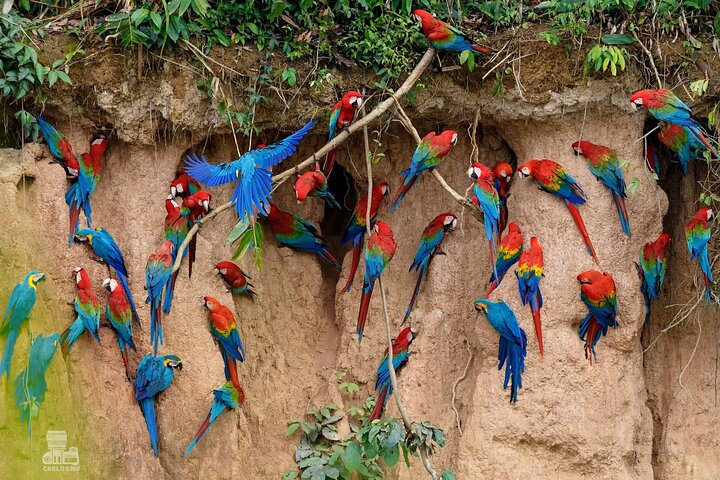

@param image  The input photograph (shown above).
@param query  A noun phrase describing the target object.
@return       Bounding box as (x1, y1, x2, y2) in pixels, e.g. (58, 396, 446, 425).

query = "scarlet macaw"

(135, 354, 182, 456)
(474, 299, 526, 403)
(404, 213, 457, 323)
(61, 267, 101, 352)
(577, 270, 619, 362)
(412, 9, 493, 54)
(0, 270, 45, 379)
(516, 236, 545, 357)
(357, 222, 397, 343)
(294, 164, 341, 209)
(184, 381, 245, 456)
(493, 162, 514, 234)
(572, 140, 631, 237)
(184, 119, 316, 223)
(203, 296, 246, 390)
(517, 159, 599, 264)
(467, 162, 500, 260)
(103, 278, 136, 381)
(14, 332, 59, 435)
(637, 233, 671, 323)
(324, 91, 363, 176)
(264, 202, 341, 268)
(487, 222, 523, 296)
(369, 327, 416, 420)
(390, 130, 458, 211)
(685, 208, 714, 302)
(341, 182, 390, 293)
(215, 261, 257, 299)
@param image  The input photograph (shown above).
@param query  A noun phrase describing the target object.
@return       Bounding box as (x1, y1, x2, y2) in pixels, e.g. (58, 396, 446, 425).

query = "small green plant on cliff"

(281, 371, 454, 480)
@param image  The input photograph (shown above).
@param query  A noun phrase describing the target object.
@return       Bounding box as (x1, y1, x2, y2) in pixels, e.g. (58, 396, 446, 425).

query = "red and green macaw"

(630, 89, 718, 159)
(145, 240, 174, 355)
(294, 163, 341, 209)
(215, 261, 257, 299)
(645, 143, 661, 179)
(467, 162, 500, 260)
(577, 270, 618, 362)
(184, 381, 245, 456)
(404, 213, 457, 323)
(474, 299, 526, 403)
(516, 236, 544, 357)
(493, 162, 514, 234)
(169, 169, 200, 199)
(36, 114, 79, 178)
(66, 135, 107, 246)
(517, 159, 599, 264)
(657, 122, 705, 175)
(357, 221, 397, 343)
(572, 140, 631, 237)
(135, 353, 182, 456)
(486, 222, 523, 296)
(324, 91, 363, 176)
(685, 208, 714, 302)
(369, 327, 416, 420)
(14, 332, 59, 436)
(390, 130, 458, 211)
(264, 202, 341, 268)
(162, 195, 187, 315)
(103, 277, 136, 382)
(203, 296, 246, 390)
(0, 271, 45, 379)
(638, 233, 671, 324)
(411, 9, 493, 54)
(341, 182, 390, 293)
(61, 267, 101, 352)
(176, 190, 212, 278)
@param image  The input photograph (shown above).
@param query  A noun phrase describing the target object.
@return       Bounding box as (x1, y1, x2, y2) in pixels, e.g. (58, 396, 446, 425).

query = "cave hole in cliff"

(319, 162, 356, 279)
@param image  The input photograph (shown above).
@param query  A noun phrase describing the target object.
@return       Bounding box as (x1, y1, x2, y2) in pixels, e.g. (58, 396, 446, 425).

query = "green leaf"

(627, 178, 640, 196)
(56, 71, 72, 85)
(459, 50, 469, 65)
(441, 469, 457, 480)
(286, 423, 300, 436)
(48, 70, 58, 88)
(247, 23, 260, 35)
(150, 11, 163, 29)
(343, 442, 362, 472)
(320, 408, 331, 419)
(382, 444, 399, 467)
(321, 427, 341, 441)
(282, 471, 299, 480)
(601, 34, 635, 45)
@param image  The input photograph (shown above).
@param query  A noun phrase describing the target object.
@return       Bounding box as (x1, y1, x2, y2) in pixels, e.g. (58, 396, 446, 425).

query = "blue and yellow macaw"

(474, 299, 526, 403)
(75, 227, 140, 325)
(184, 119, 316, 223)
(61, 267, 101, 352)
(1, 270, 45, 379)
(135, 354, 182, 457)
(14, 332, 59, 435)
(184, 381, 244, 456)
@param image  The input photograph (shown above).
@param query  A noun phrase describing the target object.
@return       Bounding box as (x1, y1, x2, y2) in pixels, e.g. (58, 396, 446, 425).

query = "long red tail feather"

(403, 268, 425, 324)
(225, 355, 240, 391)
(565, 201, 599, 265)
(370, 386, 389, 420)
(324, 149, 338, 177)
(688, 126, 719, 158)
(342, 243, 362, 293)
(531, 303, 544, 358)
(188, 235, 197, 278)
(357, 287, 373, 343)
(121, 348, 132, 382)
(69, 203, 81, 245)
(584, 318, 599, 364)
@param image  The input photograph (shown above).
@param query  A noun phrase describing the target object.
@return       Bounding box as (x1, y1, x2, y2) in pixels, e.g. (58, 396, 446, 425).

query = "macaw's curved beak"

(35, 273, 45, 283)
(474, 299, 488, 320)
(170, 186, 177, 198)
(173, 361, 183, 370)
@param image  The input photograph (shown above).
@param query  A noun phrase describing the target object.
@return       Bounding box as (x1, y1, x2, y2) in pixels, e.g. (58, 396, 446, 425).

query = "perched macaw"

(294, 164, 341, 209)
(630, 89, 718, 159)
(638, 233, 671, 324)
(517, 159, 599, 264)
(467, 163, 500, 260)
(0, 270, 45, 379)
(179, 190, 212, 224)
(657, 122, 705, 175)
(324, 91, 363, 176)
(162, 195, 187, 315)
(341, 182, 390, 293)
(103, 278, 136, 381)
(203, 296, 246, 390)
(645, 143, 661, 179)
(369, 327, 416, 420)
(357, 221, 397, 343)
(264, 202, 341, 268)
(577, 270, 619, 362)
(215, 261, 257, 299)
(474, 299, 526, 403)
(13, 332, 59, 435)
(135, 354, 182, 456)
(61, 267, 101, 352)
(515, 236, 544, 357)
(404, 213, 457, 323)
(493, 162, 514, 234)
(685, 208, 714, 302)
(390, 130, 458, 211)
(65, 135, 107, 246)
(412, 9, 493, 54)
(184, 381, 245, 456)
(487, 222, 523, 296)
(145, 241, 174, 355)
(184, 119, 316, 223)
(36, 114, 79, 178)
(75, 227, 141, 324)
(169, 169, 200, 199)
(572, 140, 631, 237)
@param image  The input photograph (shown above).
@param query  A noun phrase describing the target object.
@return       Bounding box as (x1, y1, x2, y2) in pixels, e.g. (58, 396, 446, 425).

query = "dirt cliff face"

(0, 50, 716, 480)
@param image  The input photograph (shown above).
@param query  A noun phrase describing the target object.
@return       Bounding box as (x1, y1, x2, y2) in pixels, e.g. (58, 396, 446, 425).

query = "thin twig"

(634, 33, 663, 87)
(451, 339, 472, 435)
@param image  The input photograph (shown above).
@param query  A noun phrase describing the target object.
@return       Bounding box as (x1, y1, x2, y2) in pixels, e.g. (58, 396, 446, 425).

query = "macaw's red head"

(203, 295, 220, 311)
(170, 173, 188, 198)
(74, 267, 91, 288)
(516, 160, 540, 178)
(492, 162, 514, 182)
(571, 140, 597, 157)
(396, 326, 417, 348)
(506, 222, 521, 236)
(655, 233, 671, 251)
(264, 202, 280, 219)
(439, 212, 458, 232)
(372, 221, 393, 238)
(187, 191, 212, 213)
(696, 207, 714, 222)
(295, 171, 324, 202)
(630, 89, 668, 110)
(372, 182, 390, 198)
(255, 143, 266, 149)
(467, 162, 493, 181)
(89, 135, 107, 158)
(577, 269, 604, 285)
(411, 9, 435, 30)
(439, 129, 459, 147)
(342, 91, 363, 110)
(102, 277, 119, 294)
(214, 261, 236, 277)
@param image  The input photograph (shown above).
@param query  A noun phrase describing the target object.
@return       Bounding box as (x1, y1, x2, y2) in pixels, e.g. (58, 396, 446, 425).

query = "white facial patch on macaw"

(467, 166, 482, 179)
(202, 199, 210, 211)
(381, 185, 388, 195)
(75, 271, 82, 285)
(220, 269, 227, 275)
(92, 138, 105, 146)
(204, 299, 214, 309)
(103, 278, 118, 291)
(519, 166, 531, 177)
(450, 218, 458, 229)
(708, 209, 715, 221)
(573, 146, 583, 155)
(412, 13, 422, 22)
